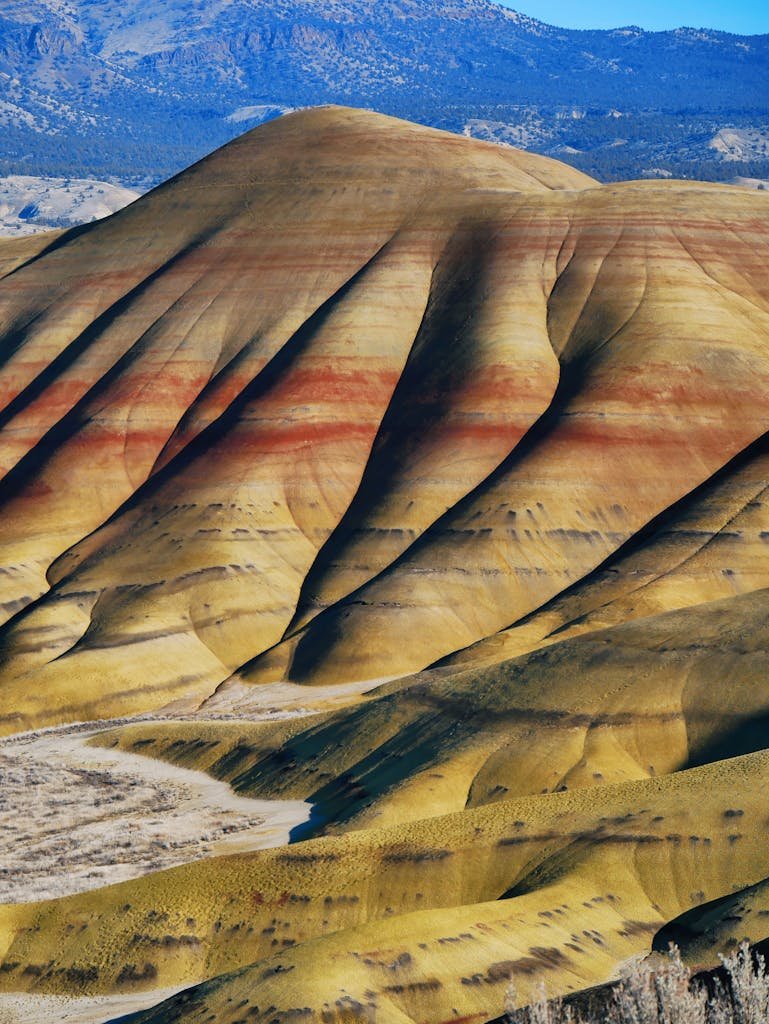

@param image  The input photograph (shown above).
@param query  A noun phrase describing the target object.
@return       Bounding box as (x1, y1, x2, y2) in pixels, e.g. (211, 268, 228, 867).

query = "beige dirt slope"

(0, 107, 769, 1023)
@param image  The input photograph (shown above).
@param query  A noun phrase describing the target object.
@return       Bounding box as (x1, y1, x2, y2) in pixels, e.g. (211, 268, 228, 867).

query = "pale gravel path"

(0, 723, 309, 904)
(0, 987, 183, 1024)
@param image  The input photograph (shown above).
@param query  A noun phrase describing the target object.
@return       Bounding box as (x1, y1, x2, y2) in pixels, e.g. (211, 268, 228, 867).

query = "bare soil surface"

(0, 987, 183, 1023)
(0, 722, 309, 904)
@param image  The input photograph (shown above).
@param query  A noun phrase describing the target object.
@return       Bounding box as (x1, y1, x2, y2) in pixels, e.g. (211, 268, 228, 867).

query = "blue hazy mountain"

(1, 0, 767, 184)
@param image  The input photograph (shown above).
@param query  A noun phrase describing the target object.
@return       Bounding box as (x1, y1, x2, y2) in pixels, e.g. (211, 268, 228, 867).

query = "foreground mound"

(2, 751, 769, 1019)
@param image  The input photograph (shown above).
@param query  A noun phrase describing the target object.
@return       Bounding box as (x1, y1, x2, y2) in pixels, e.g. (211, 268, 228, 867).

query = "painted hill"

(2, 107, 769, 1023)
(2, 107, 769, 734)
(0, 105, 594, 732)
(2, 750, 769, 1019)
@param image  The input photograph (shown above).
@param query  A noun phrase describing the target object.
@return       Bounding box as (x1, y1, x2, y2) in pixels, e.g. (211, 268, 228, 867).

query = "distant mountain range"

(1, 0, 768, 185)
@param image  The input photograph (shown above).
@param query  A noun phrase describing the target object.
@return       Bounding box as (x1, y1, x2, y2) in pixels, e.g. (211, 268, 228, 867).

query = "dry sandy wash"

(0, 721, 307, 904)
(1, 106, 769, 1023)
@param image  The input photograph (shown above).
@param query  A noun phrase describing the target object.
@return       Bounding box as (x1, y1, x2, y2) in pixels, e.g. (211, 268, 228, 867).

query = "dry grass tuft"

(506, 943, 769, 1024)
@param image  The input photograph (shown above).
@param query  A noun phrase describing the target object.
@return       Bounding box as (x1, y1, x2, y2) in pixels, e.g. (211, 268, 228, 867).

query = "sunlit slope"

(224, 181, 769, 694)
(94, 586, 769, 833)
(2, 751, 769, 1012)
(0, 107, 592, 731)
(0, 229, 65, 280)
(438, 426, 769, 671)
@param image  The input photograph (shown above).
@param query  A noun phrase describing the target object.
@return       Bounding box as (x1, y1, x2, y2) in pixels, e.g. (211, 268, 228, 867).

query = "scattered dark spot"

(383, 849, 451, 863)
(383, 979, 442, 994)
(117, 962, 158, 984)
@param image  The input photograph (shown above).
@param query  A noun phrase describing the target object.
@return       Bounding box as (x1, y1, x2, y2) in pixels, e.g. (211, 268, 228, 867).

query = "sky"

(500, 1, 769, 34)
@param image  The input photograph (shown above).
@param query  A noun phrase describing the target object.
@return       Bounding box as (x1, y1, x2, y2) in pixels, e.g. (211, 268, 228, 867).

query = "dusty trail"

(0, 987, 183, 1024)
(0, 721, 309, 904)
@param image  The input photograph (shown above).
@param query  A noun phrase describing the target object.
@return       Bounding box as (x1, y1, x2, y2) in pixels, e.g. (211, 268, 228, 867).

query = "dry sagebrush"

(506, 943, 769, 1024)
